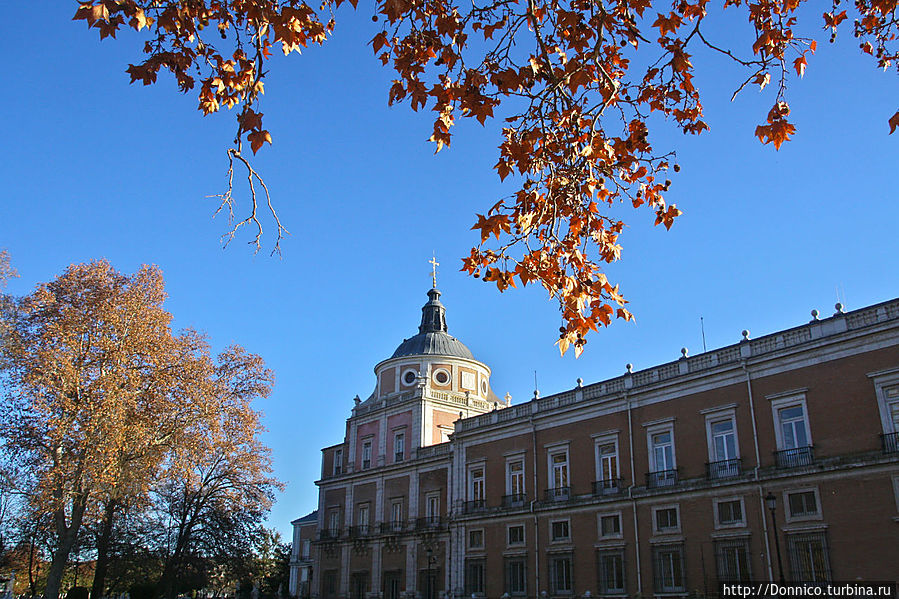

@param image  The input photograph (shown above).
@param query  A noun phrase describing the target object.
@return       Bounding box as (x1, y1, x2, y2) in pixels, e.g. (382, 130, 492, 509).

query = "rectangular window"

(362, 440, 373, 470)
(596, 441, 619, 485)
(597, 550, 626, 594)
(508, 524, 525, 545)
(507, 459, 525, 496)
(715, 539, 751, 583)
(350, 572, 368, 599)
(788, 532, 832, 582)
(301, 539, 311, 560)
(551, 451, 569, 489)
(469, 528, 484, 549)
(551, 519, 570, 541)
(549, 554, 573, 595)
(504, 558, 527, 596)
(357, 503, 370, 534)
(654, 506, 679, 533)
(470, 467, 485, 501)
(778, 405, 810, 449)
(647, 426, 677, 487)
(651, 431, 675, 470)
(787, 490, 819, 518)
(426, 492, 440, 521)
(716, 499, 745, 526)
(323, 570, 338, 599)
(333, 448, 343, 475)
(327, 509, 340, 536)
(599, 513, 621, 538)
(465, 559, 486, 595)
(390, 498, 404, 531)
(394, 432, 405, 463)
(652, 545, 686, 593)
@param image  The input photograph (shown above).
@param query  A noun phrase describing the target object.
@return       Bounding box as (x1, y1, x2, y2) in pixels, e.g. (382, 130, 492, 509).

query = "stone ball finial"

(835, 302, 844, 314)
(741, 329, 750, 341)
(811, 309, 819, 320)
(625, 363, 633, 373)
(576, 377, 583, 388)
(681, 347, 688, 358)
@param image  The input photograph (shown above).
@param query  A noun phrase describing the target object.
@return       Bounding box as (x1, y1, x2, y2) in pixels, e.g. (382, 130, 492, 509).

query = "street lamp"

(765, 492, 786, 583)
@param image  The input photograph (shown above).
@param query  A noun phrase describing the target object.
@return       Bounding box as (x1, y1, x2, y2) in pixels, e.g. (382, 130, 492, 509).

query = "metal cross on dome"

(429, 255, 439, 289)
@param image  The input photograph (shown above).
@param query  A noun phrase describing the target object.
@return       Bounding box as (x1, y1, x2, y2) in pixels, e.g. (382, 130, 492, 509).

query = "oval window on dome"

(434, 369, 451, 386)
(402, 369, 417, 385)
(481, 379, 488, 395)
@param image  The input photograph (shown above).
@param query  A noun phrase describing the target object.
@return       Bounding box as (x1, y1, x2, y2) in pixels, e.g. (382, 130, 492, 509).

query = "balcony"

(881, 432, 899, 454)
(348, 525, 370, 538)
(501, 493, 527, 508)
(645, 469, 678, 488)
(544, 486, 571, 502)
(706, 458, 743, 480)
(319, 528, 342, 541)
(774, 445, 815, 468)
(380, 521, 406, 534)
(463, 499, 486, 514)
(415, 516, 445, 531)
(592, 478, 624, 496)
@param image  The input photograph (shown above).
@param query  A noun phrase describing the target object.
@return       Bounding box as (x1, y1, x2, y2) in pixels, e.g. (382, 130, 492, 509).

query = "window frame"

(868, 367, 899, 434)
(704, 408, 740, 463)
(714, 496, 747, 529)
(506, 456, 526, 497)
(652, 544, 687, 594)
(550, 518, 571, 543)
(389, 497, 404, 527)
(546, 444, 571, 493)
(598, 511, 623, 540)
(784, 488, 822, 523)
(361, 438, 373, 470)
(393, 430, 405, 463)
(333, 448, 343, 476)
(787, 531, 832, 582)
(507, 523, 526, 546)
(425, 491, 440, 520)
(504, 557, 528, 597)
(652, 504, 681, 535)
(465, 558, 486, 596)
(596, 549, 627, 595)
(548, 553, 574, 595)
(769, 393, 813, 451)
(593, 433, 620, 482)
(469, 464, 486, 502)
(468, 527, 485, 550)
(646, 422, 677, 474)
(714, 538, 752, 583)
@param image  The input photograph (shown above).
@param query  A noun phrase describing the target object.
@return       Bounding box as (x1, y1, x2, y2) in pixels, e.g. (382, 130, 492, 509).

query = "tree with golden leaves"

(0, 261, 276, 599)
(71, 0, 898, 354)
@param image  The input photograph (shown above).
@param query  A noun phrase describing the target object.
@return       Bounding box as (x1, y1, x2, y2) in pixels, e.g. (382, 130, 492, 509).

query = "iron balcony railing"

(706, 458, 743, 480)
(501, 493, 527, 508)
(463, 499, 486, 513)
(592, 478, 624, 496)
(544, 486, 572, 502)
(319, 528, 342, 540)
(348, 525, 370, 538)
(646, 469, 678, 488)
(415, 516, 445, 530)
(379, 521, 406, 534)
(774, 445, 815, 468)
(881, 432, 899, 454)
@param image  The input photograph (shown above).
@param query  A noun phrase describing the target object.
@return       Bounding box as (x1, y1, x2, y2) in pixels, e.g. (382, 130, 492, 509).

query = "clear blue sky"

(1, 4, 896, 540)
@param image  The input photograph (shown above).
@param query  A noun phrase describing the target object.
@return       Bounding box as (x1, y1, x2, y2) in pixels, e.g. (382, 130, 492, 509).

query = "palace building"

(289, 285, 899, 598)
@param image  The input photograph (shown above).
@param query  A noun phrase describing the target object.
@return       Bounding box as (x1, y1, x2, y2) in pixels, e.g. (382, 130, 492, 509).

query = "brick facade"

(293, 294, 899, 598)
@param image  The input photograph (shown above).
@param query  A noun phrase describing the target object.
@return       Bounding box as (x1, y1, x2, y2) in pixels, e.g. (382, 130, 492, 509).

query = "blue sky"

(0, 4, 896, 539)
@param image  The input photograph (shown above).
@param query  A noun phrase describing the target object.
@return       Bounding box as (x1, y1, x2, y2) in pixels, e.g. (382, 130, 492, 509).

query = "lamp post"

(765, 492, 786, 583)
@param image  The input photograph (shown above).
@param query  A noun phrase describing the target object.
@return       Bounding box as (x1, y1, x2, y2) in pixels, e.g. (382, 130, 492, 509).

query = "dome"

(391, 331, 475, 359)
(389, 287, 475, 360)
